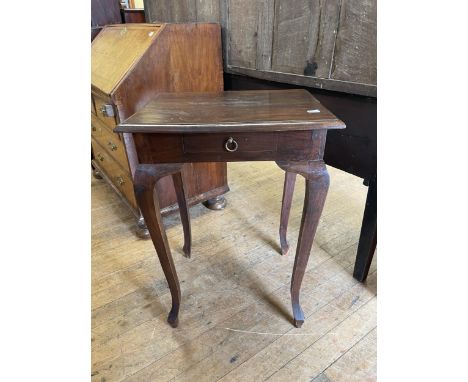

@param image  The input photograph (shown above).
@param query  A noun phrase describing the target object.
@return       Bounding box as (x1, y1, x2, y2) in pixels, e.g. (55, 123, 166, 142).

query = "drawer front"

(182, 131, 316, 161)
(91, 115, 128, 168)
(92, 139, 137, 209)
(93, 95, 118, 130)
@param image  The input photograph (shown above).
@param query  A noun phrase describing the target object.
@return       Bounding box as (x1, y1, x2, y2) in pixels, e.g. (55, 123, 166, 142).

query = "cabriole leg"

(277, 161, 330, 328)
(134, 163, 187, 327)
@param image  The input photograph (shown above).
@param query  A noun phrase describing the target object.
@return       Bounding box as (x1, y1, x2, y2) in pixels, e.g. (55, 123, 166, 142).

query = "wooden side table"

(115, 89, 345, 328)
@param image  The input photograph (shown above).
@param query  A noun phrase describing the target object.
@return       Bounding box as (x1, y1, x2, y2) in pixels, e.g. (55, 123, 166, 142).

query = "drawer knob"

(100, 104, 115, 118)
(92, 126, 96, 132)
(224, 137, 238, 152)
(116, 176, 125, 186)
(97, 153, 104, 162)
(108, 141, 117, 151)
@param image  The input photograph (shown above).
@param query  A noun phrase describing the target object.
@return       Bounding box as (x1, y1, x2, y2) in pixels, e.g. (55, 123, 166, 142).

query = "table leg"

(277, 161, 330, 328)
(353, 175, 377, 282)
(172, 171, 192, 258)
(279, 172, 297, 255)
(134, 163, 189, 328)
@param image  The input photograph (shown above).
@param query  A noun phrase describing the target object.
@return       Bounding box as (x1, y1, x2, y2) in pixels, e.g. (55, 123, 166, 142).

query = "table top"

(115, 90, 345, 134)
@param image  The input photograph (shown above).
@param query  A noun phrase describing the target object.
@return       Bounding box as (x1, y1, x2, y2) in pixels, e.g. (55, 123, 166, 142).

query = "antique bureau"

(115, 89, 345, 328)
(91, 23, 228, 237)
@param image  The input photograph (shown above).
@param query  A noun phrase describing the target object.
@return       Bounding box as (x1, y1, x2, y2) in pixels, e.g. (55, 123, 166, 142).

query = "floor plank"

(92, 162, 377, 382)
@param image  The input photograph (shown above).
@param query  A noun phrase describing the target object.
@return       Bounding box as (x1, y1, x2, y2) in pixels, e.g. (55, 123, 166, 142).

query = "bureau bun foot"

(203, 196, 227, 210)
(135, 216, 150, 239)
(92, 169, 103, 179)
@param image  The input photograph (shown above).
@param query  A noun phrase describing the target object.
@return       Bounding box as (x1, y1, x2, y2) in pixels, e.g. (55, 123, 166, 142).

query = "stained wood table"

(115, 89, 345, 328)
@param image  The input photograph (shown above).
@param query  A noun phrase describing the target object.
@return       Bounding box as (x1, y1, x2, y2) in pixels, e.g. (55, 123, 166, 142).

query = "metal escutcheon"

(224, 137, 238, 152)
(108, 141, 117, 151)
(116, 176, 125, 186)
(100, 104, 115, 118)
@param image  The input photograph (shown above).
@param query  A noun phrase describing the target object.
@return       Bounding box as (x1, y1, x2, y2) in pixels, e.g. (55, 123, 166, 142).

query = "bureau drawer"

(92, 115, 128, 168)
(92, 139, 137, 209)
(93, 95, 117, 130)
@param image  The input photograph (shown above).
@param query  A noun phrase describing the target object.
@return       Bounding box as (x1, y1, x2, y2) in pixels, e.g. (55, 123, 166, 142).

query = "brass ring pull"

(224, 137, 238, 152)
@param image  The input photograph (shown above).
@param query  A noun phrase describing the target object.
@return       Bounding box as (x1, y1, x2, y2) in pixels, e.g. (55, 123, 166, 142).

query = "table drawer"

(93, 95, 117, 130)
(92, 115, 128, 168)
(182, 131, 317, 161)
(92, 139, 137, 209)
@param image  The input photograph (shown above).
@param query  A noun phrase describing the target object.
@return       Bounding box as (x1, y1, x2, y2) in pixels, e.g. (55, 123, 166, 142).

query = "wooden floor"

(92, 162, 377, 382)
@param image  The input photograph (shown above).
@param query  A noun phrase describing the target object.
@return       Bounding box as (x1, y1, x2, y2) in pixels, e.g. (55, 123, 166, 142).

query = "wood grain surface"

(91, 24, 161, 95)
(116, 90, 345, 133)
(91, 161, 377, 381)
(91, 23, 229, 231)
(143, 0, 377, 96)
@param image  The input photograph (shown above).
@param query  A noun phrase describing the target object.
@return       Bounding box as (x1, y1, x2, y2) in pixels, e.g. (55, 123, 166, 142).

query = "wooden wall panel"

(195, 0, 220, 21)
(144, 0, 195, 22)
(227, 0, 259, 68)
(144, 0, 219, 22)
(269, 0, 341, 78)
(331, 0, 377, 84)
(312, 0, 343, 79)
(256, 0, 275, 70)
(144, 0, 377, 96)
(272, 0, 319, 75)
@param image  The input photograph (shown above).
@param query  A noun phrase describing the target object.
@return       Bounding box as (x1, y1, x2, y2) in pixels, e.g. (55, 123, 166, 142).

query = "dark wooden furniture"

(225, 73, 377, 282)
(91, 23, 229, 238)
(115, 89, 345, 328)
(91, 0, 122, 41)
(121, 8, 146, 23)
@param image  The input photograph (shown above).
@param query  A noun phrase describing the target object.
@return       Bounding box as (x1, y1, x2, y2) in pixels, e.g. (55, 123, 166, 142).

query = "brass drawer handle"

(108, 141, 117, 151)
(96, 153, 104, 162)
(100, 104, 115, 118)
(224, 137, 238, 152)
(116, 176, 125, 186)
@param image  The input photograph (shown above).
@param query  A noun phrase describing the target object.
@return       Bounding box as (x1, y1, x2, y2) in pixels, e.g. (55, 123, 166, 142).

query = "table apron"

(133, 130, 327, 163)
